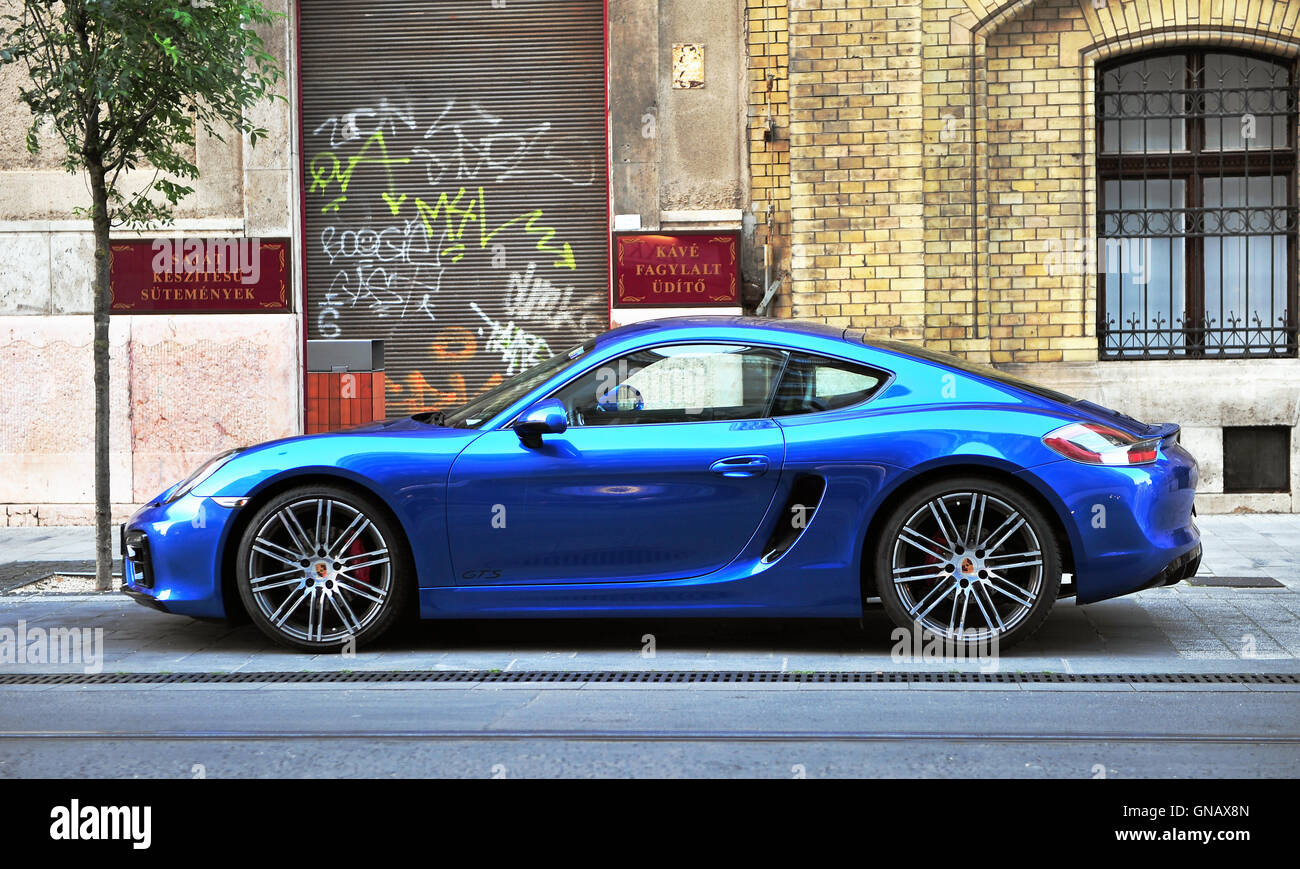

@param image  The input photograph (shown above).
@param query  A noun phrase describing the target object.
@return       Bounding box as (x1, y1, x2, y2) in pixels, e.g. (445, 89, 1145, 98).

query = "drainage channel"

(0, 670, 1297, 686)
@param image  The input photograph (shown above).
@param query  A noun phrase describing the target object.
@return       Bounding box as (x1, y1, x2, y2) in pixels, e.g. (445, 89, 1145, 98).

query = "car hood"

(181, 417, 480, 502)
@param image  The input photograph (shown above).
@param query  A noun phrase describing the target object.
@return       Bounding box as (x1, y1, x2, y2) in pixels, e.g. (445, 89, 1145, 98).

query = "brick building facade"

(745, 0, 1300, 511)
(2, 1, 1298, 521)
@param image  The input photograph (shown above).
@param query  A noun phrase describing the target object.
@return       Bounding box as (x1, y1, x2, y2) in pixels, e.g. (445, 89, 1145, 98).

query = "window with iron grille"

(1098, 50, 1299, 358)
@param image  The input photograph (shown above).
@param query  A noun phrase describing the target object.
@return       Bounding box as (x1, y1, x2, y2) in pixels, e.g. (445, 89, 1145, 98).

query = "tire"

(873, 477, 1061, 652)
(235, 484, 412, 652)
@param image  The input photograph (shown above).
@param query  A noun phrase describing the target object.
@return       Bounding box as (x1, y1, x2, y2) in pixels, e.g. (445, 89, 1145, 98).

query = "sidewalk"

(0, 526, 121, 565)
(0, 513, 1294, 580)
(0, 515, 1294, 582)
(1191, 513, 1300, 582)
(0, 514, 1297, 674)
(0, 527, 122, 593)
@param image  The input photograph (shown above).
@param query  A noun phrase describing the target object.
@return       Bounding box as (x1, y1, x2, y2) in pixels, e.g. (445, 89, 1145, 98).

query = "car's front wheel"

(235, 485, 410, 652)
(874, 477, 1061, 651)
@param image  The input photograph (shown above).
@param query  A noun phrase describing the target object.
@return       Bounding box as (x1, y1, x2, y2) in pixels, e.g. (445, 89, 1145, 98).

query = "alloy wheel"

(889, 491, 1044, 643)
(245, 497, 393, 645)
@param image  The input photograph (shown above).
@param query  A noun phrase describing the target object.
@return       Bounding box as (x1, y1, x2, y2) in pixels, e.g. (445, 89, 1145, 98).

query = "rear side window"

(853, 334, 1077, 404)
(771, 353, 887, 416)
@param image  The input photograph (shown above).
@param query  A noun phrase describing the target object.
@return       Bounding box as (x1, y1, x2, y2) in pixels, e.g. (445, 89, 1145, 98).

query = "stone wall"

(0, 0, 299, 524)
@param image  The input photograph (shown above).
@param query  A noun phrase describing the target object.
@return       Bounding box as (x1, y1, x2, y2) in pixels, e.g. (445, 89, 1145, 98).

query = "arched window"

(1098, 50, 1298, 358)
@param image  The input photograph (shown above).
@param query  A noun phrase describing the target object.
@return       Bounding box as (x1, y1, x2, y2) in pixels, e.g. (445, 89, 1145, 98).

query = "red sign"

(110, 237, 290, 313)
(615, 232, 739, 307)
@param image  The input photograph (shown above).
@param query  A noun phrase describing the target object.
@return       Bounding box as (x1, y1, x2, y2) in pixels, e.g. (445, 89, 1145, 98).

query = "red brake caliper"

(919, 520, 947, 601)
(346, 536, 369, 587)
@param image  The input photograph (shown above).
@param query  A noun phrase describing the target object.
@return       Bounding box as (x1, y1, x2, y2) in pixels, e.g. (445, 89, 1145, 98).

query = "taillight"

(1043, 422, 1159, 466)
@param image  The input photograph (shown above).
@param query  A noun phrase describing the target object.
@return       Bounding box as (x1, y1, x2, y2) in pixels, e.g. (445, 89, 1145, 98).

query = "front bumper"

(119, 493, 241, 618)
(120, 582, 171, 613)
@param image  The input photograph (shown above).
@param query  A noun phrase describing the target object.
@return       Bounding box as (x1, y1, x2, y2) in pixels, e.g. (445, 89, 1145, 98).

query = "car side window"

(551, 343, 788, 426)
(770, 353, 887, 417)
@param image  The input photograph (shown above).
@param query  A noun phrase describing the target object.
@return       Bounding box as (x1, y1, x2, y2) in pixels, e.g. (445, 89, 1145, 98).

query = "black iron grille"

(1097, 50, 1299, 359)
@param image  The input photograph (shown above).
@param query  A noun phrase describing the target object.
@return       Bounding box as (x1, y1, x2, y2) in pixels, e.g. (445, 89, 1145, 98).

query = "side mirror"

(513, 398, 568, 445)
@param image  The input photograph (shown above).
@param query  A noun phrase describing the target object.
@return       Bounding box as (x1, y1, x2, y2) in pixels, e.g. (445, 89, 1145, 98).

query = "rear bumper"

(1140, 542, 1202, 592)
(1020, 440, 1201, 605)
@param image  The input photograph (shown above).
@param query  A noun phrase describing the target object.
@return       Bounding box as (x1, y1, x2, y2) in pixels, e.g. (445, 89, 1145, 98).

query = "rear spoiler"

(1070, 399, 1180, 443)
(1142, 422, 1181, 444)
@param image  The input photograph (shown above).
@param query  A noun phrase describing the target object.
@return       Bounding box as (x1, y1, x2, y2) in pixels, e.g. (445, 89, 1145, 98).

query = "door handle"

(709, 455, 770, 477)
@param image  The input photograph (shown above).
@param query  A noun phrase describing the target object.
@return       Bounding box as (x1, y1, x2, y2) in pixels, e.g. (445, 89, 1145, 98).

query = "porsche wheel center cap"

(306, 561, 337, 589)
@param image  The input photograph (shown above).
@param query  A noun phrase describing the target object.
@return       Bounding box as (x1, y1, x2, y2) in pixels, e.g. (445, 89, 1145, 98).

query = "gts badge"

(461, 569, 503, 581)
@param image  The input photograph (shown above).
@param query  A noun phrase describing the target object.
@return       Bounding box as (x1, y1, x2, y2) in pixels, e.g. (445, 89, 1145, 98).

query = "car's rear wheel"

(235, 485, 410, 652)
(874, 477, 1061, 651)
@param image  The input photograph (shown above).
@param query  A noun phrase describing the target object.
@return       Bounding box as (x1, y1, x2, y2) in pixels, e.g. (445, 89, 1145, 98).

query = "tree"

(1, 1, 282, 590)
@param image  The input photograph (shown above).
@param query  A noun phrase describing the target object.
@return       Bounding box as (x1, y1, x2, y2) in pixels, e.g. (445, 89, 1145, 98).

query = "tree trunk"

(89, 161, 113, 592)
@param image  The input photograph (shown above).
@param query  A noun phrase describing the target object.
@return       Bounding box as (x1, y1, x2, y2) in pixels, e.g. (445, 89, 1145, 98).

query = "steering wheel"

(595, 383, 645, 413)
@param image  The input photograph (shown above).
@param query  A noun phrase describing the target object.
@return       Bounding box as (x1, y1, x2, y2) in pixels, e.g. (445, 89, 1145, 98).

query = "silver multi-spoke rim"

(891, 492, 1044, 642)
(246, 498, 392, 644)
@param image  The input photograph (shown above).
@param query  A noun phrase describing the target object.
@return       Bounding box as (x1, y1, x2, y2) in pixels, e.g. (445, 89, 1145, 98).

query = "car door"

(445, 343, 789, 585)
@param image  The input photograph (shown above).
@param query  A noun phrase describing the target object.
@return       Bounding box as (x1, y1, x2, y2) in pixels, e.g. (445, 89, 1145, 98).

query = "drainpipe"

(756, 204, 782, 316)
(970, 24, 983, 341)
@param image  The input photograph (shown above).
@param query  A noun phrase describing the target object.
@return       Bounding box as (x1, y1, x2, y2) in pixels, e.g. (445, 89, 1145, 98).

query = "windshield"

(437, 341, 593, 428)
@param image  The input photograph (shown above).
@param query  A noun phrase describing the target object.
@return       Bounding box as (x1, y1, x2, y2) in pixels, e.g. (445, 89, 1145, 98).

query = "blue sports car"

(121, 317, 1201, 652)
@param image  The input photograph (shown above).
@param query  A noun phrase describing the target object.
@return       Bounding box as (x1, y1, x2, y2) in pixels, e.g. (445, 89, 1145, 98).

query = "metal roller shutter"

(299, 0, 609, 418)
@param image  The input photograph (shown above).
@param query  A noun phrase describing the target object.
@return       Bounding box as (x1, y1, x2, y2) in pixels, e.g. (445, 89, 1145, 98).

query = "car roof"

(593, 317, 1079, 407)
(596, 316, 850, 347)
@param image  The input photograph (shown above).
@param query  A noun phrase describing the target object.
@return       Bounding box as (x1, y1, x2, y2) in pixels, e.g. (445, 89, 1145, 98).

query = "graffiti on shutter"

(300, 0, 608, 418)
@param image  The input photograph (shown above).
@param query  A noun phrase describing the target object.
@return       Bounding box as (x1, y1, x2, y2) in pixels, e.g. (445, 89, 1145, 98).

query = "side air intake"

(760, 474, 826, 564)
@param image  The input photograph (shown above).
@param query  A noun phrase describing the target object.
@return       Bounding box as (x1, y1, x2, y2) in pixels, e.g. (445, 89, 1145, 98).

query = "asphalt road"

(2, 682, 1297, 777)
(2, 592, 1298, 777)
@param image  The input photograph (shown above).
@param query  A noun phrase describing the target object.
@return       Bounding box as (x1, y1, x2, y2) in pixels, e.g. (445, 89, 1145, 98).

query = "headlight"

(164, 448, 243, 503)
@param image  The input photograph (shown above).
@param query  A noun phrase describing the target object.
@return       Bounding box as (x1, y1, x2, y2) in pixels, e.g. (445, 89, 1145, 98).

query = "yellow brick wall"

(922, 0, 986, 358)
(983, 0, 1093, 363)
(784, 0, 926, 336)
(747, 0, 793, 317)
(748, 0, 1300, 363)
